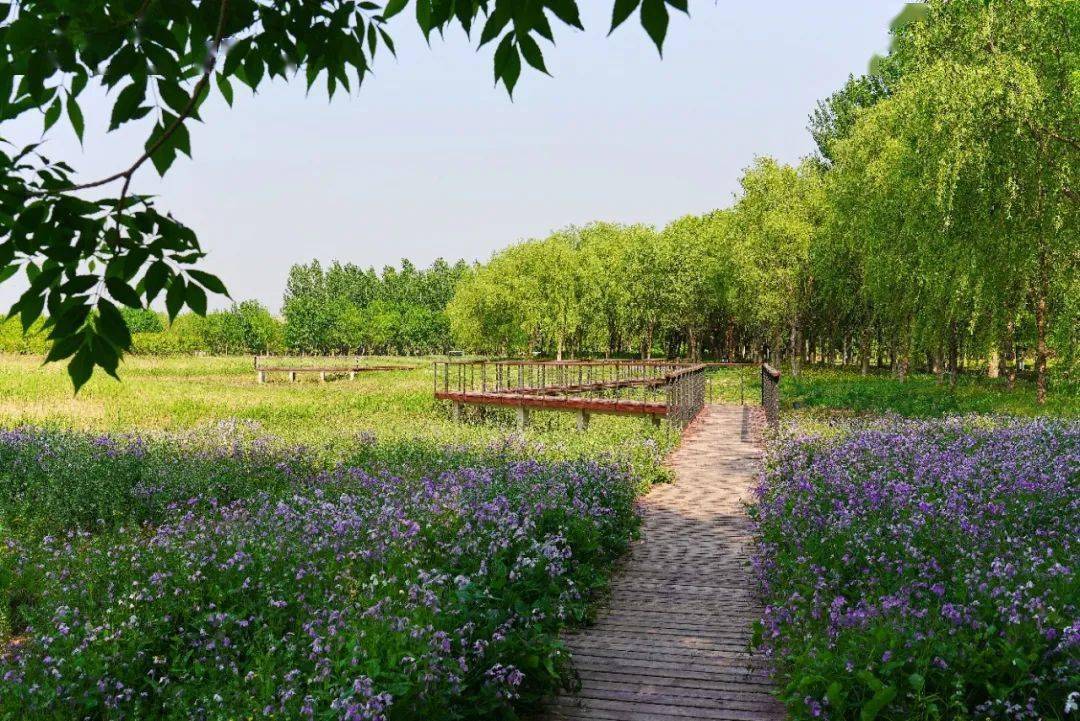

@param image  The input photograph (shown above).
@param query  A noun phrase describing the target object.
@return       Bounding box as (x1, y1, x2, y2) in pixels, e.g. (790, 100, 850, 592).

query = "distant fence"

(253, 355, 414, 383)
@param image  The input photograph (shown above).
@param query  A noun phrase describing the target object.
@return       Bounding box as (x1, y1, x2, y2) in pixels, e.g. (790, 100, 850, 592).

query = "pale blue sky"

(4, 2, 902, 312)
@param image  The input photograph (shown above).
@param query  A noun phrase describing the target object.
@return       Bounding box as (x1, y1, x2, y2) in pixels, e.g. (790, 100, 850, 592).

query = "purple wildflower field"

(751, 416, 1079, 721)
(0, 429, 639, 720)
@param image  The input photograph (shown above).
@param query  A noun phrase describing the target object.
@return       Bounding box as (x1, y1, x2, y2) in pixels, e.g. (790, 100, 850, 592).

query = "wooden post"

(349, 371, 356, 381)
(516, 406, 531, 431)
(452, 402, 462, 423)
(257, 370, 266, 384)
(651, 414, 661, 428)
(576, 409, 590, 431)
(319, 371, 326, 383)
(289, 371, 297, 383)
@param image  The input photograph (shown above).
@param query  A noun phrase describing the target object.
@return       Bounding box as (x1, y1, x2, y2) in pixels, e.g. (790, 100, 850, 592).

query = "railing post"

(761, 363, 781, 429)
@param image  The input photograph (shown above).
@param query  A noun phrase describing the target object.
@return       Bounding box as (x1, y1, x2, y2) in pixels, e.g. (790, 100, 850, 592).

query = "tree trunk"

(1002, 321, 1016, 390)
(790, 323, 802, 379)
(1035, 257, 1049, 405)
(948, 320, 959, 389)
(987, 349, 999, 378)
(859, 327, 871, 376)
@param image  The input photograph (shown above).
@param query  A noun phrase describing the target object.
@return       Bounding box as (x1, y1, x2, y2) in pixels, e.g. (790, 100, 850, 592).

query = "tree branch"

(43, 0, 229, 196)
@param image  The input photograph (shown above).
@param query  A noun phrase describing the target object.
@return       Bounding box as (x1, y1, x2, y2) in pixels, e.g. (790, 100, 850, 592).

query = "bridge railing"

(665, 364, 708, 426)
(434, 359, 687, 400)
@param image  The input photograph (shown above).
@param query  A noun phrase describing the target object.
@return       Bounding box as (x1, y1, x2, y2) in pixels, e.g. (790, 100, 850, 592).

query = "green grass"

(779, 365, 1078, 418)
(0, 354, 684, 487)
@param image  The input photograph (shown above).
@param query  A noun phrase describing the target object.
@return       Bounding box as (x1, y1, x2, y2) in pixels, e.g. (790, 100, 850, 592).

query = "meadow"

(1, 353, 1077, 720)
(0, 355, 669, 719)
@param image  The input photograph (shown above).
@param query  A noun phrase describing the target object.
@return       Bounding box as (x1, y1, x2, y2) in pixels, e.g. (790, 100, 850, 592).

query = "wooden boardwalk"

(548, 405, 785, 721)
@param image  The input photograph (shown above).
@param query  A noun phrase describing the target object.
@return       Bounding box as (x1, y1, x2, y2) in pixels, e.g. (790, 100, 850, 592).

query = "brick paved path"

(548, 405, 785, 721)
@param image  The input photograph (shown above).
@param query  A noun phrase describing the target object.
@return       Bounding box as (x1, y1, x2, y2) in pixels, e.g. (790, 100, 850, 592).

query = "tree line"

(281, 259, 471, 355)
(449, 0, 1077, 403)
(2, 259, 470, 357)
(1, 302, 282, 357)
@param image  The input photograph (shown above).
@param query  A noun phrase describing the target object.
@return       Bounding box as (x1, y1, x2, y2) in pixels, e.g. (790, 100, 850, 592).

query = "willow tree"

(0, 0, 688, 388)
(727, 157, 823, 378)
(828, 0, 1078, 400)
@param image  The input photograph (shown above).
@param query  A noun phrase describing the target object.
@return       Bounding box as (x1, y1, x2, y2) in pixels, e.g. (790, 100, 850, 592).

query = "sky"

(3, 2, 903, 312)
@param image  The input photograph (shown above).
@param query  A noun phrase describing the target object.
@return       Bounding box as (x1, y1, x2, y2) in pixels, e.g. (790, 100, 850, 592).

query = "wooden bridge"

(254, 356, 414, 383)
(547, 405, 785, 720)
(434, 360, 780, 430)
(434, 360, 709, 428)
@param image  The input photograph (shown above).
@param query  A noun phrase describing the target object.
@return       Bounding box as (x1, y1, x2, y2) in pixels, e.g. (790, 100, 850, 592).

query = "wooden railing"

(434, 359, 714, 427)
(665, 364, 708, 426)
(761, 363, 781, 428)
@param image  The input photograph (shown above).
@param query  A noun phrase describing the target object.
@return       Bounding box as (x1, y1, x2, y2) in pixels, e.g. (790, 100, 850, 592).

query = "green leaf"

(223, 37, 253, 77)
(158, 81, 191, 115)
(856, 670, 884, 692)
(479, 7, 511, 46)
(109, 78, 148, 131)
(378, 27, 396, 56)
(105, 277, 143, 308)
(493, 34, 521, 96)
(67, 344, 94, 393)
(610, 0, 640, 32)
(165, 276, 186, 321)
(860, 686, 896, 721)
(44, 333, 84, 364)
(640, 0, 669, 55)
(93, 333, 121, 379)
(96, 299, 133, 350)
(908, 673, 925, 692)
(383, 0, 408, 18)
(0, 264, 18, 284)
(216, 73, 234, 106)
(43, 96, 62, 132)
(826, 681, 844, 711)
(546, 0, 584, 30)
(18, 292, 45, 331)
(47, 303, 91, 340)
(66, 95, 84, 143)
(242, 52, 265, 90)
(415, 0, 433, 37)
(59, 274, 99, 294)
(517, 33, 549, 74)
(142, 261, 171, 302)
(185, 281, 207, 315)
(145, 121, 179, 176)
(666, 0, 688, 13)
(186, 269, 229, 295)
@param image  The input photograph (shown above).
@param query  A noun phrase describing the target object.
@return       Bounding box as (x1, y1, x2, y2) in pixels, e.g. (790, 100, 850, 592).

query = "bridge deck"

(548, 405, 784, 721)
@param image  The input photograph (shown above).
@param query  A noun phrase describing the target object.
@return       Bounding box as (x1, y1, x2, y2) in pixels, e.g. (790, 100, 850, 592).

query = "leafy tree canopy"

(0, 0, 688, 389)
